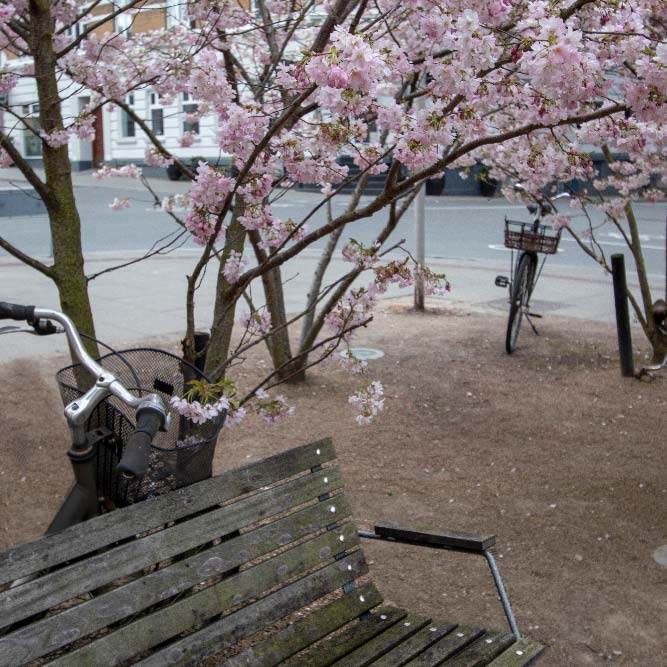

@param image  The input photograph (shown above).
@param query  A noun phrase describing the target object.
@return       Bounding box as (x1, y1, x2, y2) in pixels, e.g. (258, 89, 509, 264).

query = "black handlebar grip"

(117, 409, 164, 480)
(0, 302, 35, 321)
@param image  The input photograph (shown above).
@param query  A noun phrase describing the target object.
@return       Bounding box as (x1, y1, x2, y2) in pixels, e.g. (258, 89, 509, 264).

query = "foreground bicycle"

(0, 302, 224, 535)
(495, 188, 570, 354)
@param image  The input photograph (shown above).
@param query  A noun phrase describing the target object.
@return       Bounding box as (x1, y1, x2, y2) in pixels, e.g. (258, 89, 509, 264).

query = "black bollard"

(611, 254, 634, 377)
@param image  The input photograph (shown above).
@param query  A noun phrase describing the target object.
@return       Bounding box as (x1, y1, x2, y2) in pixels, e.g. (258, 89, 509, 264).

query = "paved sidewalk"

(0, 245, 652, 363)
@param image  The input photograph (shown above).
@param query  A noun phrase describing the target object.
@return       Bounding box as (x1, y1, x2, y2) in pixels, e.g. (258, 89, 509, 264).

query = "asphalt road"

(1, 173, 664, 283)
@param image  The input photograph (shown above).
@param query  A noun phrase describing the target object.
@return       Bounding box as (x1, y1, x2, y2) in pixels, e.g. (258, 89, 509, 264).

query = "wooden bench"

(0, 439, 543, 666)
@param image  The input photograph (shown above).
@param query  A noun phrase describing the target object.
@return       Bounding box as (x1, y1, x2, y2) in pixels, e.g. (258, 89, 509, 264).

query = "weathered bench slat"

(371, 622, 457, 667)
(1, 497, 354, 666)
(219, 583, 384, 667)
(44, 530, 362, 667)
(488, 639, 544, 666)
(135, 552, 368, 667)
(403, 625, 484, 666)
(332, 613, 432, 667)
(283, 607, 408, 667)
(1, 466, 341, 630)
(444, 631, 515, 666)
(0, 438, 335, 585)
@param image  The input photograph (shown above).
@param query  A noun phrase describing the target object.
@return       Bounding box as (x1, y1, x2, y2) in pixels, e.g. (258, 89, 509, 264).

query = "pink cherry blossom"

(109, 197, 131, 211)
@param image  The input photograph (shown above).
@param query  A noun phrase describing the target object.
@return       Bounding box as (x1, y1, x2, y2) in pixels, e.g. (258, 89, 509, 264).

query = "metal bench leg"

(483, 550, 521, 640)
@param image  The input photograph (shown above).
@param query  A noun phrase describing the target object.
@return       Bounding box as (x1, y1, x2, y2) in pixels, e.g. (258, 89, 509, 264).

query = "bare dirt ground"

(1, 302, 665, 666)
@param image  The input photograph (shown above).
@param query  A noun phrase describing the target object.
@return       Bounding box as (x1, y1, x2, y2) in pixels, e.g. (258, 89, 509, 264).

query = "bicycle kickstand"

(525, 313, 540, 336)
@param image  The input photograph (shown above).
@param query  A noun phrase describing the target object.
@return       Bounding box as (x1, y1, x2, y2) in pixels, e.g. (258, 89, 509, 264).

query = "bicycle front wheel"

(505, 253, 536, 354)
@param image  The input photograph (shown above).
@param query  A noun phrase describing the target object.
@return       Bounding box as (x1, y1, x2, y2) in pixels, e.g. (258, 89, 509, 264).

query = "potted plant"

(425, 172, 445, 196)
(478, 166, 499, 197)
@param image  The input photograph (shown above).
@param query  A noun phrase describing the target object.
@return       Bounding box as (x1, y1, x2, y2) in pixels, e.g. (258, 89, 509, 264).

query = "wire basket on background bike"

(504, 219, 561, 254)
(56, 349, 225, 507)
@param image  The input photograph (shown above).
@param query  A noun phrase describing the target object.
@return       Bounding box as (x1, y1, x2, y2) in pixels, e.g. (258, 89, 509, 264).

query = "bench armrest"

(362, 522, 520, 640)
(370, 521, 496, 552)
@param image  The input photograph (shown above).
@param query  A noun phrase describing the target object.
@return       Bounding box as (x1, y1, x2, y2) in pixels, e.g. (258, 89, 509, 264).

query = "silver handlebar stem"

(34, 308, 163, 447)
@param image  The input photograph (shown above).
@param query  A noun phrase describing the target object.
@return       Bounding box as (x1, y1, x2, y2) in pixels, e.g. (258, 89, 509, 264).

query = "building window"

(149, 92, 164, 136)
(167, 2, 197, 30)
(23, 104, 41, 157)
(115, 13, 132, 39)
(182, 93, 199, 135)
(121, 94, 136, 138)
(65, 23, 84, 40)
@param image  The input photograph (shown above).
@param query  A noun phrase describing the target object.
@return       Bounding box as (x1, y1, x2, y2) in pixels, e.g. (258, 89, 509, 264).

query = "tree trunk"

(204, 209, 247, 380)
(30, 0, 98, 357)
(259, 263, 300, 381)
(246, 231, 300, 383)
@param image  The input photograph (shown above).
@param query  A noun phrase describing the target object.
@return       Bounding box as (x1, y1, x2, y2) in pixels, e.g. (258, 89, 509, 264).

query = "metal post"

(414, 180, 425, 311)
(412, 90, 426, 312)
(611, 254, 634, 377)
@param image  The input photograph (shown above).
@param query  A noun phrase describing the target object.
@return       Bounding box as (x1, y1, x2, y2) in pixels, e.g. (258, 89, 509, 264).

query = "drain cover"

(653, 545, 667, 568)
(341, 348, 385, 360)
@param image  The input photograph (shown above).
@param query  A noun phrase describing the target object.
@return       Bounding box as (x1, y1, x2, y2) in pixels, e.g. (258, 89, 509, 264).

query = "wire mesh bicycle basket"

(56, 348, 225, 507)
(504, 219, 561, 254)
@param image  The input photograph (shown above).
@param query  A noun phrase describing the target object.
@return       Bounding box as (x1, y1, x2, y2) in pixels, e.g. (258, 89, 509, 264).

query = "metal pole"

(483, 551, 521, 640)
(414, 180, 425, 311)
(611, 254, 634, 377)
(412, 90, 426, 312)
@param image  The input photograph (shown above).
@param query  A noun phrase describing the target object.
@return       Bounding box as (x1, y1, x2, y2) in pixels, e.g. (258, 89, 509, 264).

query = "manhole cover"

(341, 348, 385, 360)
(653, 545, 667, 568)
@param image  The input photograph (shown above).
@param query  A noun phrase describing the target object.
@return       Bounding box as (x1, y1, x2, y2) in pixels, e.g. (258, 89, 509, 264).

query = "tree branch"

(0, 131, 54, 207)
(113, 97, 195, 180)
(0, 236, 54, 278)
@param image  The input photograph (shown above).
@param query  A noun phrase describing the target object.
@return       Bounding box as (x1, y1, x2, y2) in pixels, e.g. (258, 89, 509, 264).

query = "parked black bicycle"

(0, 302, 224, 535)
(495, 188, 570, 354)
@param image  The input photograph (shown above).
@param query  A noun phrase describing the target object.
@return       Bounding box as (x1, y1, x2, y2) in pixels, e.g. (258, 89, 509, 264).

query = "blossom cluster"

(253, 389, 295, 424)
(222, 250, 248, 284)
(240, 308, 272, 336)
(93, 164, 142, 180)
(342, 240, 380, 269)
(348, 381, 385, 426)
(169, 395, 229, 425)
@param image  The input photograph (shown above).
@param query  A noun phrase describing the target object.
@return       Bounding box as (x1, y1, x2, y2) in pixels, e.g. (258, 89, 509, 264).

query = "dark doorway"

(92, 107, 104, 167)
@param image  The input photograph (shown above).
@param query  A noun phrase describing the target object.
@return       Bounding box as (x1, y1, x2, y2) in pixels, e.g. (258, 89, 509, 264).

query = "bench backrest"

(0, 439, 379, 666)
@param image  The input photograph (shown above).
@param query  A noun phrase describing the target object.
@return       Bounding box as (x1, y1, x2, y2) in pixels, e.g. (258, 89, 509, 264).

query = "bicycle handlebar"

(117, 403, 165, 479)
(0, 302, 35, 321)
(3, 302, 169, 480)
(513, 184, 571, 218)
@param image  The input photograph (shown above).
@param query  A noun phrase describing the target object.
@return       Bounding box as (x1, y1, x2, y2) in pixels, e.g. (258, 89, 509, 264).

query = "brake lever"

(0, 325, 24, 335)
(0, 320, 64, 336)
(31, 318, 62, 336)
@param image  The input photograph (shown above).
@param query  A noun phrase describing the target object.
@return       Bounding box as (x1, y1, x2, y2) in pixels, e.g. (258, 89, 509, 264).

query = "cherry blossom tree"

(1, 0, 665, 422)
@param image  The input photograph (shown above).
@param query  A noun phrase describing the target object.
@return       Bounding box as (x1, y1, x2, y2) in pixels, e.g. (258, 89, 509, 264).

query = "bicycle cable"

(79, 332, 145, 396)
